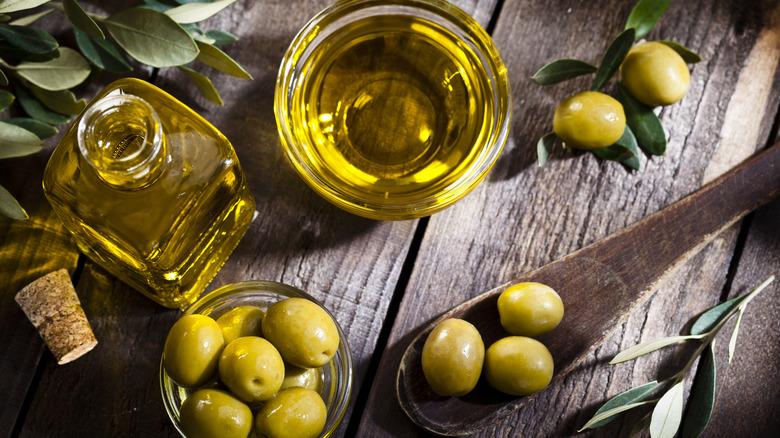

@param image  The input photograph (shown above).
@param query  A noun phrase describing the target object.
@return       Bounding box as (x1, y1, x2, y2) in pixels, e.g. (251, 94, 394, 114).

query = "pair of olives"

(554, 41, 691, 150)
(163, 297, 339, 438)
(421, 282, 564, 397)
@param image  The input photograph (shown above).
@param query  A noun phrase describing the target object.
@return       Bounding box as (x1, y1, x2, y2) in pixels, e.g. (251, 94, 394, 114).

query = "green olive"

(218, 336, 285, 403)
(179, 389, 252, 438)
(216, 305, 265, 344)
(421, 318, 485, 397)
(497, 282, 564, 337)
(553, 91, 626, 150)
(620, 41, 690, 106)
(484, 336, 553, 396)
(281, 363, 323, 393)
(255, 387, 327, 438)
(163, 314, 225, 388)
(262, 298, 340, 368)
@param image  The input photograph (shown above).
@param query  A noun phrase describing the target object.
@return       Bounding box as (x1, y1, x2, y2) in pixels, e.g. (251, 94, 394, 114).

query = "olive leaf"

(103, 8, 199, 68)
(727, 306, 744, 363)
(13, 81, 71, 124)
(0, 68, 7, 86)
(687, 277, 774, 336)
(0, 23, 59, 54)
(0, 89, 14, 110)
(14, 47, 91, 91)
(0, 119, 43, 158)
(0, 184, 28, 220)
(680, 343, 716, 438)
(536, 132, 556, 168)
(0, 0, 49, 14)
(3, 117, 57, 139)
(206, 29, 237, 46)
(625, 0, 670, 40)
(165, 0, 238, 24)
(592, 27, 635, 92)
(579, 401, 654, 432)
(196, 41, 251, 79)
(618, 81, 666, 155)
(659, 40, 702, 63)
(73, 27, 133, 73)
(580, 381, 664, 430)
(30, 85, 86, 115)
(630, 414, 652, 436)
(178, 65, 223, 105)
(610, 334, 705, 364)
(63, 0, 105, 39)
(9, 8, 54, 26)
(532, 59, 597, 85)
(650, 381, 685, 438)
(590, 125, 641, 170)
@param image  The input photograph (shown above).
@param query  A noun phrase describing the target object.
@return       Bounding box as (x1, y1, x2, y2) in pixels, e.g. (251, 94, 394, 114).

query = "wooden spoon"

(396, 141, 780, 436)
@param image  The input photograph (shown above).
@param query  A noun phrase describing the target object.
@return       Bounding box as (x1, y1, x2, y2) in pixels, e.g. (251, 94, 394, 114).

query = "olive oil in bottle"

(43, 79, 256, 308)
(289, 13, 497, 208)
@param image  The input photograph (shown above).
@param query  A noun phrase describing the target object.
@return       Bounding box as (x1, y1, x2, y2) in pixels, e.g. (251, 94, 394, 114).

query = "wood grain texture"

(359, 0, 780, 436)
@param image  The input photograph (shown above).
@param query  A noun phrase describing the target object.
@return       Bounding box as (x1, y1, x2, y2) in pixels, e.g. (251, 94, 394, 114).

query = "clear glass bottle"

(43, 78, 256, 309)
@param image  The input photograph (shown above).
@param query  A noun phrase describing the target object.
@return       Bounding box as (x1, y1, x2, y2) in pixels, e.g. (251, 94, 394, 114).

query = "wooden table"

(2, 0, 779, 436)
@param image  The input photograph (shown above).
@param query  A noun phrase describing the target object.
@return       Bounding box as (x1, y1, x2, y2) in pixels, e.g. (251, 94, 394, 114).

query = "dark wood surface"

(1, 1, 779, 437)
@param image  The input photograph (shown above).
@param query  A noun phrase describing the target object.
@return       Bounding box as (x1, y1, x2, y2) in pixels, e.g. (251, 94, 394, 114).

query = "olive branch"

(533, 0, 701, 171)
(0, 0, 251, 220)
(579, 276, 775, 438)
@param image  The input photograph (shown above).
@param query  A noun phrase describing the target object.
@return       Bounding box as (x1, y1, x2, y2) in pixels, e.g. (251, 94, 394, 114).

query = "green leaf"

(63, 0, 105, 39)
(165, 0, 237, 24)
(690, 276, 773, 336)
(3, 117, 57, 139)
(680, 343, 716, 438)
(591, 125, 641, 170)
(14, 47, 91, 91)
(178, 66, 223, 105)
(0, 0, 50, 14)
(74, 27, 133, 72)
(659, 40, 702, 63)
(650, 381, 684, 438)
(206, 29, 237, 46)
(0, 23, 58, 54)
(0, 89, 13, 110)
(0, 184, 28, 220)
(9, 8, 54, 26)
(0, 41, 59, 62)
(30, 85, 86, 115)
(610, 334, 704, 364)
(532, 58, 597, 85)
(196, 41, 251, 79)
(581, 381, 663, 429)
(0, 14, 8, 22)
(579, 401, 655, 431)
(537, 132, 556, 168)
(104, 8, 199, 68)
(0, 68, 6, 85)
(728, 306, 744, 363)
(618, 81, 667, 155)
(0, 119, 43, 158)
(13, 81, 72, 124)
(625, 0, 670, 40)
(630, 414, 652, 436)
(592, 28, 635, 91)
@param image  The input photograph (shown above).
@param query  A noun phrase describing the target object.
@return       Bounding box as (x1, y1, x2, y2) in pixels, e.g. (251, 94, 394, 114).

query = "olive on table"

(262, 297, 340, 368)
(163, 314, 225, 388)
(255, 387, 327, 438)
(218, 336, 285, 403)
(179, 389, 252, 438)
(281, 363, 323, 392)
(497, 282, 564, 337)
(484, 336, 554, 396)
(421, 318, 485, 397)
(216, 305, 265, 344)
(553, 91, 626, 150)
(620, 41, 690, 107)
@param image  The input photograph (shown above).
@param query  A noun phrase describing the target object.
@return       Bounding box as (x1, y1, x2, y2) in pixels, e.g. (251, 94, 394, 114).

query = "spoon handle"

(397, 141, 780, 436)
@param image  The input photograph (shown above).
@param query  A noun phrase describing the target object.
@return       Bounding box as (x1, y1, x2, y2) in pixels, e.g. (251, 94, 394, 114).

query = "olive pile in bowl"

(160, 281, 352, 438)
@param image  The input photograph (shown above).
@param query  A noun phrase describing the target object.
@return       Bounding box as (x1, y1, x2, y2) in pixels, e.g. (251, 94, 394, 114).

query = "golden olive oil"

(290, 14, 496, 206)
(43, 79, 255, 308)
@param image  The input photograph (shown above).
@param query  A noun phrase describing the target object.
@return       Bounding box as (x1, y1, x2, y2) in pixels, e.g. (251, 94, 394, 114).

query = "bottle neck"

(78, 93, 164, 188)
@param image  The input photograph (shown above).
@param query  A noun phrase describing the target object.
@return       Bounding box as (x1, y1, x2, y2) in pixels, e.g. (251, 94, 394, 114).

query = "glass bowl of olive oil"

(275, 0, 511, 220)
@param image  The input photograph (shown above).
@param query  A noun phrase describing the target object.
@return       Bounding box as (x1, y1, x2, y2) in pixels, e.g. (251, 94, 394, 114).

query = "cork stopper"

(15, 269, 98, 365)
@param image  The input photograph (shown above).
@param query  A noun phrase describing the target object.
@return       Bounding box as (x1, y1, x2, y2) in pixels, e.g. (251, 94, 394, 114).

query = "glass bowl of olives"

(160, 280, 353, 438)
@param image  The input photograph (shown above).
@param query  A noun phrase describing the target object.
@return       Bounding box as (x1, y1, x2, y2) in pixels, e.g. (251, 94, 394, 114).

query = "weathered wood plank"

(358, 0, 780, 436)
